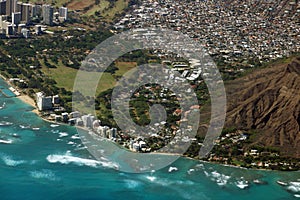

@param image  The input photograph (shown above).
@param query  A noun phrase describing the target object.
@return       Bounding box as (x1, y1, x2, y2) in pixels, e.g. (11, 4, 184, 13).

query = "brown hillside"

(225, 57, 300, 157)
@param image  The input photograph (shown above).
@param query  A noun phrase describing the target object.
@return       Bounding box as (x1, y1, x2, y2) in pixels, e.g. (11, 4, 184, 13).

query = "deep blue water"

(0, 78, 300, 200)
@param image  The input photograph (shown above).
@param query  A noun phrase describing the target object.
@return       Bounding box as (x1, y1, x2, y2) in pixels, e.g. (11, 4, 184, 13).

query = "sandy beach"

(17, 95, 39, 114)
(0, 74, 39, 114)
(0, 75, 57, 123)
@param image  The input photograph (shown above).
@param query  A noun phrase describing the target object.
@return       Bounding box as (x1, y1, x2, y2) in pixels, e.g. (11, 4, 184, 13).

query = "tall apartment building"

(36, 92, 53, 111)
(30, 4, 36, 17)
(16, 2, 30, 24)
(0, 0, 6, 15)
(42, 4, 53, 26)
(59, 7, 67, 20)
(11, 11, 21, 25)
(6, 0, 17, 16)
(21, 3, 30, 24)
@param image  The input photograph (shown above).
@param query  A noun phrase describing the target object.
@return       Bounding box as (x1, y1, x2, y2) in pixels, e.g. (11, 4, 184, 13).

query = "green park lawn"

(42, 61, 137, 96)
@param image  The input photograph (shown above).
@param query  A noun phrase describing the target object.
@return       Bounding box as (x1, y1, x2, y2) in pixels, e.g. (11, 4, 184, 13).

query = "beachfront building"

(36, 92, 53, 111)
(52, 95, 59, 104)
(108, 128, 117, 139)
(97, 126, 109, 138)
(82, 114, 95, 128)
(69, 111, 81, 119)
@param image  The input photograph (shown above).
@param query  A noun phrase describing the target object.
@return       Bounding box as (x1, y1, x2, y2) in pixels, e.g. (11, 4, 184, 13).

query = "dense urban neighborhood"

(0, 0, 68, 38)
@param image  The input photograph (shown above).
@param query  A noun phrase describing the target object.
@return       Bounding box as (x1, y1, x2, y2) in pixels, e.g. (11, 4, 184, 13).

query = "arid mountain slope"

(225, 57, 300, 157)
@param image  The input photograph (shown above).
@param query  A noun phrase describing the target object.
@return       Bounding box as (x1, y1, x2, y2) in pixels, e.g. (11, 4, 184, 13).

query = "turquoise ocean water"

(0, 78, 299, 200)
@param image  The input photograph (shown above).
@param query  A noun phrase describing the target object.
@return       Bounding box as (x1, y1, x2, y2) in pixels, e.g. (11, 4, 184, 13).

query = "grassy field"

(101, 0, 129, 20)
(85, 1, 110, 16)
(41, 61, 137, 96)
(115, 61, 137, 76)
(84, 0, 128, 20)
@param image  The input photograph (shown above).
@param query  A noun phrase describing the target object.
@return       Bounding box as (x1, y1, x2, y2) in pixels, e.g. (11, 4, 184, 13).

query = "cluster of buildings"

(0, 0, 68, 37)
(115, 0, 300, 66)
(54, 111, 118, 141)
(207, 130, 300, 170)
(129, 138, 149, 152)
(36, 92, 59, 111)
(35, 91, 119, 141)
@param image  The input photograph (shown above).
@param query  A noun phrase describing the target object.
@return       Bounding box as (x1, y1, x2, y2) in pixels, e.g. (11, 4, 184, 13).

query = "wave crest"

(46, 153, 119, 170)
(0, 154, 26, 166)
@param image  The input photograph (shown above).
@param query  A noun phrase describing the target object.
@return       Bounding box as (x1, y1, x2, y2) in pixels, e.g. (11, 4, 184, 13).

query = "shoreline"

(17, 95, 39, 114)
(13, 93, 300, 172)
(0, 75, 298, 172)
(0, 74, 42, 117)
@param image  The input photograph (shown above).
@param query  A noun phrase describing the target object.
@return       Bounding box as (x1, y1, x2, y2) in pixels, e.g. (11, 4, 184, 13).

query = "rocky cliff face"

(225, 57, 300, 157)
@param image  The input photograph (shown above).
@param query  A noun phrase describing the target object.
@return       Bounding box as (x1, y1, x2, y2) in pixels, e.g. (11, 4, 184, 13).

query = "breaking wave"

(287, 182, 300, 193)
(203, 170, 231, 187)
(46, 152, 119, 170)
(0, 154, 26, 167)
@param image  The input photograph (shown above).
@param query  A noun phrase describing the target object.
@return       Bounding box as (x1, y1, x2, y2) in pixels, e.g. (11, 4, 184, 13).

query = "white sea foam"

(67, 141, 75, 145)
(195, 163, 204, 169)
(71, 135, 81, 140)
(46, 153, 119, 169)
(159, 178, 192, 187)
(145, 176, 157, 182)
(124, 179, 142, 189)
(204, 171, 209, 177)
(187, 168, 195, 175)
(287, 182, 300, 193)
(236, 180, 249, 189)
(50, 130, 59, 134)
(290, 182, 300, 187)
(0, 102, 6, 109)
(30, 160, 38, 165)
(143, 175, 194, 187)
(58, 132, 68, 138)
(19, 125, 30, 129)
(50, 124, 59, 128)
(74, 146, 88, 151)
(0, 154, 26, 166)
(204, 170, 231, 186)
(0, 121, 13, 126)
(294, 194, 300, 198)
(29, 169, 59, 181)
(32, 128, 40, 131)
(168, 166, 178, 173)
(212, 171, 230, 186)
(175, 180, 194, 186)
(0, 139, 13, 144)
